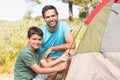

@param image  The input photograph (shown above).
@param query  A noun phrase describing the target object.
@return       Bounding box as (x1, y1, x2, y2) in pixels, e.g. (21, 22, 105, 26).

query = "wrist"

(68, 52, 74, 56)
(50, 46, 56, 52)
(57, 58, 61, 62)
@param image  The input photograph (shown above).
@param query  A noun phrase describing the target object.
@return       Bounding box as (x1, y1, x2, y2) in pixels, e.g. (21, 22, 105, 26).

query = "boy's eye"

(32, 38, 42, 41)
(32, 38, 37, 40)
(38, 39, 42, 41)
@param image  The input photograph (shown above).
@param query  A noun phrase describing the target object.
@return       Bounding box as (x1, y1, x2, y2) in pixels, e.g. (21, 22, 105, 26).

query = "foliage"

(62, 0, 91, 5)
(25, 0, 41, 4)
(79, 5, 89, 19)
(23, 11, 32, 20)
(91, 0, 99, 8)
(62, 0, 100, 21)
(31, 0, 41, 4)
(34, 16, 43, 21)
(79, 12, 87, 18)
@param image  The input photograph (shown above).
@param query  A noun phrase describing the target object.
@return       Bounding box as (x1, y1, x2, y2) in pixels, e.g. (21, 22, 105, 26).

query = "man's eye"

(45, 16, 50, 19)
(51, 15, 55, 17)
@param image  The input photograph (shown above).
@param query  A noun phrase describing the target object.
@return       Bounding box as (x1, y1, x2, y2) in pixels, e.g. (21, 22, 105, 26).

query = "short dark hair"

(42, 5, 58, 18)
(27, 26, 43, 38)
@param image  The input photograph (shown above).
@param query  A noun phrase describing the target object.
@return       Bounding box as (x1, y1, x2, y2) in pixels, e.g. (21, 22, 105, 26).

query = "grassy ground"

(0, 73, 13, 80)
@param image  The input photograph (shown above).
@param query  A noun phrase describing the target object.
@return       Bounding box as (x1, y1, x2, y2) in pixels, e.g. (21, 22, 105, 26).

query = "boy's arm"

(30, 62, 67, 74)
(40, 58, 61, 68)
(41, 53, 69, 68)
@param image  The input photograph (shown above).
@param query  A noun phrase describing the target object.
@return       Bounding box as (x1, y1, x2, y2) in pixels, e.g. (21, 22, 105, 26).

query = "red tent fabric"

(85, 0, 110, 25)
(85, 0, 120, 25)
(114, 0, 120, 2)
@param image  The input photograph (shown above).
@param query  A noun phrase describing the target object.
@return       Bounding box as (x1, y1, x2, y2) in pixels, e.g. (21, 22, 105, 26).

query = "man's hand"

(59, 53, 69, 62)
(59, 49, 74, 62)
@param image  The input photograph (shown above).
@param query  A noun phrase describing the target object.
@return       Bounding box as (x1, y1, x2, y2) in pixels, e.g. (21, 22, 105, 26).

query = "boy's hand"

(58, 62, 68, 70)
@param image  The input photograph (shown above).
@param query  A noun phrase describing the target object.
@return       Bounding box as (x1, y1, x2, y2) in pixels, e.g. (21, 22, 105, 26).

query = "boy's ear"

(27, 37, 30, 42)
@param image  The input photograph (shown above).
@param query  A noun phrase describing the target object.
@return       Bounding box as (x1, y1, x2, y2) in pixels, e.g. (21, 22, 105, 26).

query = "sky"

(0, 0, 79, 21)
(0, 0, 26, 21)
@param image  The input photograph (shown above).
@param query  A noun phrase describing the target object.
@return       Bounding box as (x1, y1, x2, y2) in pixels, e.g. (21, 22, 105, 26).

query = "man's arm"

(44, 32, 76, 58)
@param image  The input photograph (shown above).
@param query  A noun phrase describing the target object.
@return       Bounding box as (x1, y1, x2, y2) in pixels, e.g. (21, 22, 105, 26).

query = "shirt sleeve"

(63, 22, 72, 36)
(22, 52, 36, 67)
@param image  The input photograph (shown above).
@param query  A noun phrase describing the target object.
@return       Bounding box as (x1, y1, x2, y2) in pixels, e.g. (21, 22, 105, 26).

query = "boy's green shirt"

(14, 45, 42, 80)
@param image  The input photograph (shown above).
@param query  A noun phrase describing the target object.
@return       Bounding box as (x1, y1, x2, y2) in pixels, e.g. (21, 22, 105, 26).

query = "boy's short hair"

(28, 26, 43, 38)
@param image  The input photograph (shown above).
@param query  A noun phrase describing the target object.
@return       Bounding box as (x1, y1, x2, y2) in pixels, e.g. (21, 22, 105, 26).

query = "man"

(14, 26, 68, 80)
(40, 5, 76, 80)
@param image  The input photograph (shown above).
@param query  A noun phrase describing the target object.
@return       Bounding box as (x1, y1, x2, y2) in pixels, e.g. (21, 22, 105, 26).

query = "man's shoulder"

(58, 21, 70, 29)
(58, 21, 68, 24)
(41, 24, 47, 30)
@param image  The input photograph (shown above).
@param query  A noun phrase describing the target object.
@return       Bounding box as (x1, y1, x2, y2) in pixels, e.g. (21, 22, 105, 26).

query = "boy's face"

(44, 9, 58, 28)
(28, 34, 42, 51)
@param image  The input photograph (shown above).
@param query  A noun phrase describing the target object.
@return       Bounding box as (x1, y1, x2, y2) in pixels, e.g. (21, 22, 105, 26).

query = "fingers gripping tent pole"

(68, 22, 85, 56)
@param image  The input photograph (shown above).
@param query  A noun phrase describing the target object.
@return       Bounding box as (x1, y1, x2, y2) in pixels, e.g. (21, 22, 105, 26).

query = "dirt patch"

(0, 73, 14, 80)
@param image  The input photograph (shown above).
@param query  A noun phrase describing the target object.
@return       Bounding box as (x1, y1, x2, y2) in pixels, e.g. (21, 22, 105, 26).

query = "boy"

(14, 26, 68, 80)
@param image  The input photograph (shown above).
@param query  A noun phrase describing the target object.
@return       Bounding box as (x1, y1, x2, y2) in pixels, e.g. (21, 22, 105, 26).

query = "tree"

(24, 0, 99, 21)
(25, 0, 41, 4)
(23, 11, 32, 20)
(62, 0, 73, 21)
(62, 0, 91, 21)
(24, 0, 41, 20)
(68, 1, 73, 21)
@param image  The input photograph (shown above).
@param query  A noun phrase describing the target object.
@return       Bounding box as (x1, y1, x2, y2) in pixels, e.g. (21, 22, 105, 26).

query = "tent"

(66, 0, 120, 80)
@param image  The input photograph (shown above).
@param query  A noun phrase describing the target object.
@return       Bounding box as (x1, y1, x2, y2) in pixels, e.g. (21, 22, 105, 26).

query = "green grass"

(0, 18, 87, 74)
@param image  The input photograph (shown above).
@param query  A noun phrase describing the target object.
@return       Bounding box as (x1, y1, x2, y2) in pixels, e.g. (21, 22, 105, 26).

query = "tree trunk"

(69, 2, 73, 21)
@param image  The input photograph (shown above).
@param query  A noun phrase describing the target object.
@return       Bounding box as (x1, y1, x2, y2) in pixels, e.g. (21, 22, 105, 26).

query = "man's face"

(44, 9, 58, 28)
(28, 34, 42, 51)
